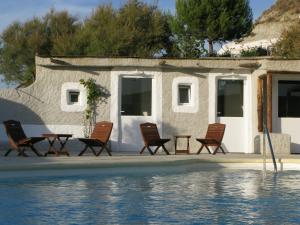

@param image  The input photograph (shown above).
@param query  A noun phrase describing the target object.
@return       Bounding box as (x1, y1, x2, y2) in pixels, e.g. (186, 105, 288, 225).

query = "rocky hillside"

(242, 0, 300, 42)
(219, 0, 300, 55)
(256, 0, 300, 24)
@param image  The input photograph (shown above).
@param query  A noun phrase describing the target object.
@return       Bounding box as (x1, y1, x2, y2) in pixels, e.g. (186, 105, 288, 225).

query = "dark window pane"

(121, 78, 152, 116)
(178, 85, 190, 104)
(69, 91, 79, 104)
(217, 80, 243, 117)
(278, 80, 300, 118)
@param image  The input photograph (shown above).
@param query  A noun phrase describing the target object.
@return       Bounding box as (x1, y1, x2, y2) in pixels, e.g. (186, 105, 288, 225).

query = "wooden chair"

(78, 121, 113, 156)
(3, 120, 45, 157)
(196, 123, 226, 155)
(140, 122, 170, 155)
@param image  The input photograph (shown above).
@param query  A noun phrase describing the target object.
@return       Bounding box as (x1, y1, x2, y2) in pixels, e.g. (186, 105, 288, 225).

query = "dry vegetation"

(256, 0, 300, 24)
(273, 21, 300, 58)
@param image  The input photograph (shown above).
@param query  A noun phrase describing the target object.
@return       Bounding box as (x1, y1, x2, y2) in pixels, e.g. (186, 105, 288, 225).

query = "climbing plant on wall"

(80, 78, 103, 137)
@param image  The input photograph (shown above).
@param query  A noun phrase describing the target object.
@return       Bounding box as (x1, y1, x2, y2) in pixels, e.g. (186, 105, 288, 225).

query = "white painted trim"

(272, 74, 300, 153)
(110, 68, 162, 151)
(208, 73, 252, 153)
(61, 82, 87, 112)
(172, 76, 199, 113)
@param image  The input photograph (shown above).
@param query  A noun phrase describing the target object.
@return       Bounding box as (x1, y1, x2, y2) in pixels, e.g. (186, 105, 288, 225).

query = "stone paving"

(0, 152, 300, 172)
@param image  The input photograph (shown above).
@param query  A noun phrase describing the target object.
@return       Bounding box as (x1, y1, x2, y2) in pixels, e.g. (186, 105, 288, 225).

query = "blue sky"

(0, 0, 276, 33)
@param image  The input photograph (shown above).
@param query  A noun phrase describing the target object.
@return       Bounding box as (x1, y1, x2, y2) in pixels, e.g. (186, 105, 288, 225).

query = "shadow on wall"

(0, 98, 45, 125)
(0, 98, 87, 155)
(0, 98, 48, 153)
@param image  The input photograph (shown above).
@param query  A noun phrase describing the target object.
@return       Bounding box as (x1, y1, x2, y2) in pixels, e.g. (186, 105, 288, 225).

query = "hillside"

(256, 0, 300, 24)
(219, 0, 300, 55)
(244, 0, 300, 42)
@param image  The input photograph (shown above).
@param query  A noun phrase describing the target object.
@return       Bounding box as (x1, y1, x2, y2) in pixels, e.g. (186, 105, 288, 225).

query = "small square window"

(178, 85, 191, 104)
(68, 91, 80, 104)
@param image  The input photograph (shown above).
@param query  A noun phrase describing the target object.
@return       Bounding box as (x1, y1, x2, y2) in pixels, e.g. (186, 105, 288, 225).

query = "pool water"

(0, 164, 300, 225)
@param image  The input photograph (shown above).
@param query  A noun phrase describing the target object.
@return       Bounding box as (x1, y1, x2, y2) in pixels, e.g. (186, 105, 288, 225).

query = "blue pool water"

(0, 164, 300, 225)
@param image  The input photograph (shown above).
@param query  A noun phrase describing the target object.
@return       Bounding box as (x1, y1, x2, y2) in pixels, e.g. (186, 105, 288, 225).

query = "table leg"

(58, 137, 70, 156)
(187, 137, 190, 154)
(175, 137, 178, 155)
(45, 138, 58, 156)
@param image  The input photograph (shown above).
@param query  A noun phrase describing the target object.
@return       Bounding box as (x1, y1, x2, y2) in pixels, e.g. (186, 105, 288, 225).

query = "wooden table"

(43, 134, 72, 156)
(174, 135, 191, 154)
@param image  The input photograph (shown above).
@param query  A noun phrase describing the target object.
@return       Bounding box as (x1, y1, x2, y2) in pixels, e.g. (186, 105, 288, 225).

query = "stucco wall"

(0, 65, 111, 148)
(1, 56, 300, 153)
(161, 69, 208, 153)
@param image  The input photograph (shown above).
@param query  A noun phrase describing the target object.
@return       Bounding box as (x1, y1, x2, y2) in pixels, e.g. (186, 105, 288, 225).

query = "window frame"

(178, 84, 191, 105)
(68, 90, 80, 105)
(61, 82, 87, 112)
(278, 80, 300, 118)
(172, 77, 199, 113)
(217, 79, 244, 118)
(121, 77, 153, 117)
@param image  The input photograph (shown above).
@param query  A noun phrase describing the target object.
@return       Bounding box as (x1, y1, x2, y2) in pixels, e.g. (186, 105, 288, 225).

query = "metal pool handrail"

(263, 124, 277, 173)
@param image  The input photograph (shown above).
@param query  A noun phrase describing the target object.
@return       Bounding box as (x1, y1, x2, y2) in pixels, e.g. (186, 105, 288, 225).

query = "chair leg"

(30, 145, 43, 157)
(97, 145, 112, 156)
(104, 146, 112, 156)
(213, 145, 226, 155)
(78, 145, 88, 156)
(204, 145, 212, 154)
(18, 148, 28, 157)
(153, 146, 160, 154)
(146, 146, 154, 155)
(197, 145, 205, 154)
(220, 146, 226, 154)
(97, 146, 104, 156)
(161, 144, 170, 155)
(89, 146, 97, 156)
(140, 146, 146, 154)
(4, 148, 12, 156)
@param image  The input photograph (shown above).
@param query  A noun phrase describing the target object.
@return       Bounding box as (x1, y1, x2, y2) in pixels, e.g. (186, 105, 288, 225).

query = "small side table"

(43, 134, 72, 156)
(174, 135, 191, 154)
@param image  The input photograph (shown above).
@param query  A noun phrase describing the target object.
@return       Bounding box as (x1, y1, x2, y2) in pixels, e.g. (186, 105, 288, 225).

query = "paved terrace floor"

(1, 152, 300, 172)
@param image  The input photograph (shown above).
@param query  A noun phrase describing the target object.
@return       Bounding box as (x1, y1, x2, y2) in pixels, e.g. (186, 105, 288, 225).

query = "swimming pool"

(0, 164, 300, 225)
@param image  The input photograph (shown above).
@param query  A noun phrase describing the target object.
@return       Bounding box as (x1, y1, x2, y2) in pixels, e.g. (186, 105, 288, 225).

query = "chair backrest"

(3, 120, 27, 144)
(140, 122, 161, 145)
(205, 123, 226, 143)
(91, 121, 113, 143)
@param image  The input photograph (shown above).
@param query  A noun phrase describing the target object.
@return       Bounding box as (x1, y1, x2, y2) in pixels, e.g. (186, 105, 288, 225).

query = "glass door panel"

(217, 80, 244, 117)
(121, 78, 152, 116)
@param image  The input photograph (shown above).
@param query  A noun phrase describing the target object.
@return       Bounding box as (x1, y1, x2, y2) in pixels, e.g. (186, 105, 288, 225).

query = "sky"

(0, 0, 276, 88)
(0, 0, 276, 33)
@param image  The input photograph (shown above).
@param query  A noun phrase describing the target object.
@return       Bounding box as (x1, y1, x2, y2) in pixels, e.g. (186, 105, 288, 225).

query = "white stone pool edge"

(0, 154, 300, 178)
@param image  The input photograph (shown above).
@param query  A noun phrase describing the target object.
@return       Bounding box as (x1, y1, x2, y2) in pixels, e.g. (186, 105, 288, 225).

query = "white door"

(217, 79, 246, 153)
(118, 76, 156, 152)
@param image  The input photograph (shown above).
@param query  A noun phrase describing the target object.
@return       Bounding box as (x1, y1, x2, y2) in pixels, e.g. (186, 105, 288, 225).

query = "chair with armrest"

(3, 120, 45, 157)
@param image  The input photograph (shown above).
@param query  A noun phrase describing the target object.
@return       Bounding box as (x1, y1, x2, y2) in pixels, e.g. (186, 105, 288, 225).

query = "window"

(172, 77, 199, 113)
(278, 80, 300, 117)
(121, 78, 152, 116)
(68, 91, 80, 104)
(217, 80, 244, 117)
(61, 82, 87, 112)
(178, 85, 191, 104)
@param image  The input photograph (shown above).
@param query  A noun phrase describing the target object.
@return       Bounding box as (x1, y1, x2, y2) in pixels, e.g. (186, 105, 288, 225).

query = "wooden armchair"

(78, 121, 113, 156)
(3, 120, 45, 157)
(140, 122, 170, 155)
(196, 123, 226, 155)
